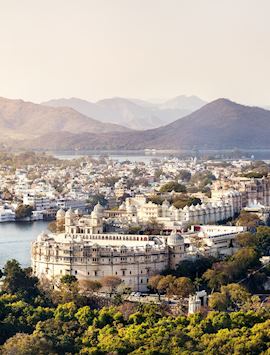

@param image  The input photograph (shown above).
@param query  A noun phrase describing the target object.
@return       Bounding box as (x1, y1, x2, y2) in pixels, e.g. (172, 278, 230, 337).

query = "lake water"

(0, 221, 49, 269)
(50, 149, 270, 161)
(51, 150, 164, 163)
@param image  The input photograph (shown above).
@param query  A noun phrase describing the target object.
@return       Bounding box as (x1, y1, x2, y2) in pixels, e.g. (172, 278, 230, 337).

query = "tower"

(56, 208, 65, 232)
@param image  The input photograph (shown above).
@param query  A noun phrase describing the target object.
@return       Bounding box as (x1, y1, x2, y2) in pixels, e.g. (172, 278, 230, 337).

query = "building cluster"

(31, 204, 244, 291)
(1, 153, 269, 292)
(1, 155, 269, 223)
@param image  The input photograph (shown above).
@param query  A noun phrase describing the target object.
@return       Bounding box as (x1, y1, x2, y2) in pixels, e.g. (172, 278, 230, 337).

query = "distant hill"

(147, 98, 270, 149)
(43, 95, 206, 130)
(0, 97, 129, 141)
(158, 95, 206, 111)
(18, 98, 270, 150)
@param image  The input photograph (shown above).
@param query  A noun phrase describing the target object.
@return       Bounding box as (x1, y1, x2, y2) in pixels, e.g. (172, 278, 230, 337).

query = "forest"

(1, 225, 270, 355)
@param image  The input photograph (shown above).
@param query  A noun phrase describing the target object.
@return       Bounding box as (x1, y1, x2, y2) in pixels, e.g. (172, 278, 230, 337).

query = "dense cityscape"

(0, 151, 270, 353)
(1, 0, 270, 353)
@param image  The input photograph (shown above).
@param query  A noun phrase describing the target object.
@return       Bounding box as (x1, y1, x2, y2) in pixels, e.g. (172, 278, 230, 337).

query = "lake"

(49, 149, 270, 161)
(0, 221, 49, 269)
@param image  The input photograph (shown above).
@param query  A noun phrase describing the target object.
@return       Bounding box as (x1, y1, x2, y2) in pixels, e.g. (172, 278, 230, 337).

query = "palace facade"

(31, 207, 185, 292)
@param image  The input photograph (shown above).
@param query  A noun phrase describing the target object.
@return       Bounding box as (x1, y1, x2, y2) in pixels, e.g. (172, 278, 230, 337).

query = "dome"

(37, 231, 49, 242)
(127, 205, 136, 213)
(56, 208, 65, 219)
(162, 199, 170, 207)
(167, 231, 184, 246)
(93, 202, 104, 214)
(65, 208, 74, 218)
(119, 202, 126, 210)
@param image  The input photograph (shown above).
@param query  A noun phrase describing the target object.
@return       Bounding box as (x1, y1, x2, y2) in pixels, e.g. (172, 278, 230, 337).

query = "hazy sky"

(0, 0, 269, 105)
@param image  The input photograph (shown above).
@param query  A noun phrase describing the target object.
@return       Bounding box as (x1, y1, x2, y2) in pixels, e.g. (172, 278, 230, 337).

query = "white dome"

(167, 231, 184, 246)
(93, 202, 104, 214)
(65, 208, 74, 218)
(162, 199, 170, 207)
(127, 205, 136, 213)
(169, 205, 176, 210)
(119, 202, 126, 210)
(37, 231, 49, 242)
(56, 208, 65, 219)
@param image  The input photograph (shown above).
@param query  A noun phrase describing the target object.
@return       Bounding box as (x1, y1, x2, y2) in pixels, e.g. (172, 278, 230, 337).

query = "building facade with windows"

(31, 207, 185, 292)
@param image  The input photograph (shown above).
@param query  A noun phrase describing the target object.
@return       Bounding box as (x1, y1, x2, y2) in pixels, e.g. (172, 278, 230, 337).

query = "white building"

(0, 207, 15, 222)
(23, 194, 51, 211)
(31, 207, 186, 292)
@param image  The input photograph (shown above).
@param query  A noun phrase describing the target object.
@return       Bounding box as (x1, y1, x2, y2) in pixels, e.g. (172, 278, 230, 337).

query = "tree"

(1, 333, 56, 355)
(235, 232, 256, 248)
(15, 204, 33, 219)
(172, 195, 201, 209)
(231, 247, 260, 275)
(208, 291, 228, 311)
(100, 276, 122, 296)
(143, 217, 164, 235)
(52, 275, 82, 305)
(209, 284, 251, 311)
(236, 211, 261, 228)
(2, 259, 38, 298)
(177, 169, 191, 182)
(156, 275, 176, 298)
(172, 277, 195, 299)
(147, 194, 164, 205)
(203, 267, 230, 291)
(255, 226, 270, 255)
(148, 275, 163, 300)
(160, 181, 187, 193)
(60, 275, 77, 285)
(190, 170, 216, 190)
(173, 257, 214, 280)
(80, 280, 102, 295)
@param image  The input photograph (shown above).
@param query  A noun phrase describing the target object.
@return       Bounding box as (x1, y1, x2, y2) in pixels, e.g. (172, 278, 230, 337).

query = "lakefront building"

(31, 207, 185, 291)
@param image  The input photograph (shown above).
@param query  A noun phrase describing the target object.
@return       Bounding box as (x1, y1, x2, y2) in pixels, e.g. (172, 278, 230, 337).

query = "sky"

(0, 0, 269, 105)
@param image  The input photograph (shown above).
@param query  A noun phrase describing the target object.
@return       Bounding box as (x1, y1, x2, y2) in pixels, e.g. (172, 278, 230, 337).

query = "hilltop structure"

(31, 205, 244, 292)
(31, 207, 186, 292)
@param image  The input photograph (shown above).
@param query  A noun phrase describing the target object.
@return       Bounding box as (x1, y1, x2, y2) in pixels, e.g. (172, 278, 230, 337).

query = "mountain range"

(5, 98, 270, 151)
(0, 97, 128, 141)
(42, 95, 206, 130)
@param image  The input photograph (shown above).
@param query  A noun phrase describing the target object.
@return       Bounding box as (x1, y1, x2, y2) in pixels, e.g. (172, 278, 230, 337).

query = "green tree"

(209, 284, 251, 311)
(2, 260, 38, 299)
(236, 211, 261, 228)
(148, 275, 163, 300)
(1, 333, 56, 355)
(15, 204, 33, 219)
(160, 181, 187, 193)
